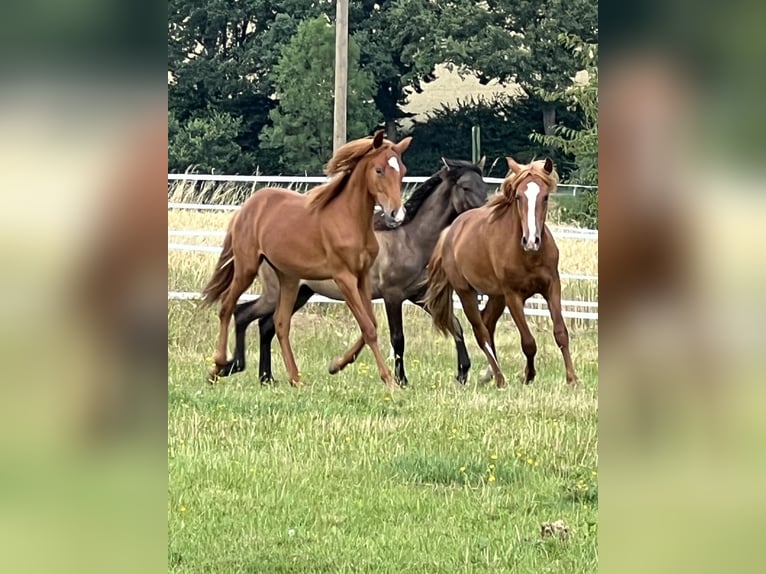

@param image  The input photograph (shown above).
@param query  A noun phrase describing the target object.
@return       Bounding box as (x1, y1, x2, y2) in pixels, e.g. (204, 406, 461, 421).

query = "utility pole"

(333, 0, 348, 153)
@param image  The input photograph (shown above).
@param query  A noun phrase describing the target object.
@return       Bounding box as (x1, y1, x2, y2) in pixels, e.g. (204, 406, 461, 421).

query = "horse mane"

(306, 137, 386, 212)
(372, 160, 482, 231)
(487, 159, 559, 223)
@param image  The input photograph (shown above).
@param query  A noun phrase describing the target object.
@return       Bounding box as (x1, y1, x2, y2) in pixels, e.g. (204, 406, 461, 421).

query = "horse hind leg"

(456, 288, 507, 389)
(209, 263, 259, 382)
(218, 294, 273, 378)
(258, 284, 314, 384)
(272, 274, 305, 386)
(478, 295, 506, 384)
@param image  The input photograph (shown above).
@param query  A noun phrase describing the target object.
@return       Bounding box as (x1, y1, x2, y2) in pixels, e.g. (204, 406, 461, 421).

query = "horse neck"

(327, 164, 375, 237)
(404, 180, 458, 249)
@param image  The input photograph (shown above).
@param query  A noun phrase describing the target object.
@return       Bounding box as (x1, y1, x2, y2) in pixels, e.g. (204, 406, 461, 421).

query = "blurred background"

(0, 1, 166, 572)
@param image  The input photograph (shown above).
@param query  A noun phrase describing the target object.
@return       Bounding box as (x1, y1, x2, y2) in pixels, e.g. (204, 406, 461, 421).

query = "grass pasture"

(168, 208, 598, 573)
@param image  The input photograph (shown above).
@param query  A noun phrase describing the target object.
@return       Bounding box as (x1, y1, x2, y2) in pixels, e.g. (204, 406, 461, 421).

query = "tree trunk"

(542, 106, 557, 136)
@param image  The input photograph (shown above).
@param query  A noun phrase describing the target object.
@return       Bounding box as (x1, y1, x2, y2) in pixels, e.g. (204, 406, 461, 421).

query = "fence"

(167, 175, 598, 322)
(168, 173, 598, 196)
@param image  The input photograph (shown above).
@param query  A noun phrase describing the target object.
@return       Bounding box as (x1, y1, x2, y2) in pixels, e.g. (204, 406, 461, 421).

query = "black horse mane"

(373, 159, 482, 231)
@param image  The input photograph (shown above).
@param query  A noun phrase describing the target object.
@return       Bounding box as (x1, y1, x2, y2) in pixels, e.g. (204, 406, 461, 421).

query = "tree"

(402, 94, 582, 177)
(423, 0, 598, 135)
(348, 0, 443, 139)
(169, 108, 252, 173)
(259, 16, 379, 173)
(168, 1, 323, 172)
(531, 35, 598, 227)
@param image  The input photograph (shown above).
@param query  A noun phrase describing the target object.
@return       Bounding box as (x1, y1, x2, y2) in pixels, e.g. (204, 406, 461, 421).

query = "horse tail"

(201, 222, 235, 307)
(424, 231, 456, 337)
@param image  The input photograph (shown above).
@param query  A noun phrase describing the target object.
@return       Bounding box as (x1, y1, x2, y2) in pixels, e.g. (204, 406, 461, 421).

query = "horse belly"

(303, 279, 344, 300)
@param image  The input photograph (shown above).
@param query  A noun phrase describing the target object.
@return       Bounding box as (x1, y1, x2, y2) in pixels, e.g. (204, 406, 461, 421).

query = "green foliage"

(403, 94, 582, 177)
(259, 16, 380, 173)
(531, 35, 598, 228)
(168, 1, 320, 173)
(349, 0, 446, 136)
(168, 108, 254, 173)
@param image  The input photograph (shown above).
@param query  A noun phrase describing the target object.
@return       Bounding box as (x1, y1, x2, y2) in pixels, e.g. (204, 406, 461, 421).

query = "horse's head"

(366, 130, 412, 228)
(505, 156, 559, 252)
(440, 156, 487, 215)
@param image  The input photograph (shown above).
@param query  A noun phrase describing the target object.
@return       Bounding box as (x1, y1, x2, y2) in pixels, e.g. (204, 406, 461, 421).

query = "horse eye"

(375, 167, 384, 175)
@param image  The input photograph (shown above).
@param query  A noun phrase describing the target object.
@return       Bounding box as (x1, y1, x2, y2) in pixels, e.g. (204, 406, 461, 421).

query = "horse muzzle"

(383, 206, 406, 228)
(521, 235, 541, 252)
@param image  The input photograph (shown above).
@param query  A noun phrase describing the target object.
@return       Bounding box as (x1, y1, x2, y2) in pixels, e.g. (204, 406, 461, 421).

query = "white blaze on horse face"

(387, 156, 400, 173)
(393, 205, 406, 223)
(524, 182, 541, 239)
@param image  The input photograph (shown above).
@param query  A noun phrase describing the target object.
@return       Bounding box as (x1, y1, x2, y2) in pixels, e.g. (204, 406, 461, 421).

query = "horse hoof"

(260, 375, 276, 386)
(455, 373, 468, 385)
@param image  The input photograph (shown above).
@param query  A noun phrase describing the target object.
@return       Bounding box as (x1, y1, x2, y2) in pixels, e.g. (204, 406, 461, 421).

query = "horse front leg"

(545, 277, 578, 386)
(333, 272, 397, 391)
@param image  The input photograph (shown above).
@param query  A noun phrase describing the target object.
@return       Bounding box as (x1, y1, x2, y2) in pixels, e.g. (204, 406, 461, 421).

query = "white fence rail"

(168, 173, 598, 195)
(168, 194, 598, 321)
(168, 291, 599, 321)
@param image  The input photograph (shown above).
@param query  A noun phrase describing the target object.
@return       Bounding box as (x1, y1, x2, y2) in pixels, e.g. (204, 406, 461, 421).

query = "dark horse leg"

(384, 299, 408, 386)
(219, 285, 314, 382)
(255, 285, 314, 383)
(410, 295, 471, 384)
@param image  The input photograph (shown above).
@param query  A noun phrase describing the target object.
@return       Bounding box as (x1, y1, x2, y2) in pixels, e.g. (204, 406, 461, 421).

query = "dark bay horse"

(217, 158, 488, 386)
(425, 157, 578, 388)
(202, 131, 412, 390)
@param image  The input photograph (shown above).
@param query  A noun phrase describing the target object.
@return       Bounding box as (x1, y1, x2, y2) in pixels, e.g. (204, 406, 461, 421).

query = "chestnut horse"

(202, 131, 412, 390)
(424, 157, 578, 388)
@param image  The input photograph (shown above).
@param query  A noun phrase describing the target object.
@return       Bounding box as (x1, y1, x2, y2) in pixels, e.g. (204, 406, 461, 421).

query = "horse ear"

(476, 156, 486, 172)
(441, 157, 450, 169)
(543, 157, 554, 174)
(506, 156, 522, 174)
(372, 130, 385, 149)
(392, 136, 412, 155)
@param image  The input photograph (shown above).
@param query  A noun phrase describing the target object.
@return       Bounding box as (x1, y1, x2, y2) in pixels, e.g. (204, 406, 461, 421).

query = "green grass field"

(168, 210, 598, 573)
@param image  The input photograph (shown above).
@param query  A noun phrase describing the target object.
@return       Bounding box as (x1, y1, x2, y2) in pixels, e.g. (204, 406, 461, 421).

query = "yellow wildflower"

(180, 506, 186, 513)
(490, 453, 498, 461)
(488, 475, 496, 483)
(459, 466, 466, 473)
